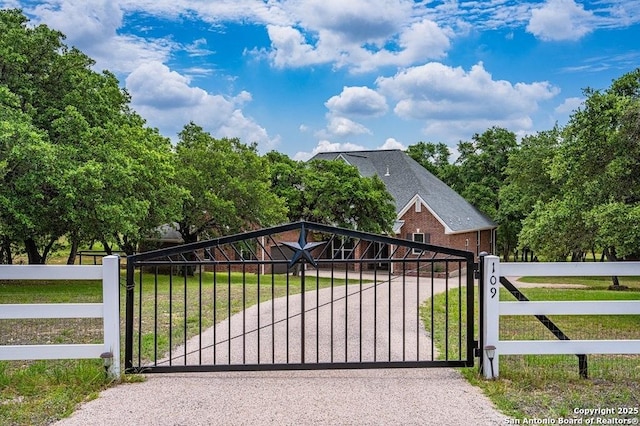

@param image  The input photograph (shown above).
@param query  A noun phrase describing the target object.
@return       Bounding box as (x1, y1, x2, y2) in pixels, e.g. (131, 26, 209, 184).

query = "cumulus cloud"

(379, 138, 405, 150)
(325, 87, 388, 117)
(377, 62, 559, 122)
(293, 140, 367, 161)
(527, 0, 594, 41)
(555, 97, 584, 115)
(293, 137, 405, 161)
(264, 25, 324, 68)
(325, 116, 372, 137)
(126, 62, 278, 149)
(31, 0, 173, 73)
(295, 0, 410, 42)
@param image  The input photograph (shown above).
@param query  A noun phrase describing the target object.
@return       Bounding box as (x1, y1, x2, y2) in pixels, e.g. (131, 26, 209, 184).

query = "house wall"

(397, 205, 493, 260)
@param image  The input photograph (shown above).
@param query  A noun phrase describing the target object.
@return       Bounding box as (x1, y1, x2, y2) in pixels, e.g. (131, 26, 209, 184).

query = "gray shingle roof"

(311, 150, 496, 234)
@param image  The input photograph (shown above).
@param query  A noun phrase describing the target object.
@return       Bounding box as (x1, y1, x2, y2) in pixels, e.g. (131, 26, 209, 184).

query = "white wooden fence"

(0, 255, 120, 378)
(482, 255, 640, 379)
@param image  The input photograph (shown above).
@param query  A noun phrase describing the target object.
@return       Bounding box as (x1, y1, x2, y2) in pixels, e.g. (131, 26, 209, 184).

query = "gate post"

(482, 255, 500, 379)
(102, 255, 121, 378)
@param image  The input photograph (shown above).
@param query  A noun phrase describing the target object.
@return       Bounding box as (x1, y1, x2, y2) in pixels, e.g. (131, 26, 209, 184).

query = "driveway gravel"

(56, 272, 508, 426)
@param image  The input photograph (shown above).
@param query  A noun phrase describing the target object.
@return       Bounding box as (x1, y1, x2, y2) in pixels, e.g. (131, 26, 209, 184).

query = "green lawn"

(425, 281, 640, 421)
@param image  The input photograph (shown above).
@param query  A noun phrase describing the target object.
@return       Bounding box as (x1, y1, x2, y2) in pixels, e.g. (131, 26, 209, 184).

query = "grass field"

(425, 276, 640, 421)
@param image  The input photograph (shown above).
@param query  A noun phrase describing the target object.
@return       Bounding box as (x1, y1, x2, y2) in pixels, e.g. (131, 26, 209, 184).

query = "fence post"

(482, 255, 500, 379)
(102, 255, 121, 379)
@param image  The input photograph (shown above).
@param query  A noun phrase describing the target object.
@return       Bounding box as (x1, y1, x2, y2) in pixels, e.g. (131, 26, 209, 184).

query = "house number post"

(482, 255, 500, 379)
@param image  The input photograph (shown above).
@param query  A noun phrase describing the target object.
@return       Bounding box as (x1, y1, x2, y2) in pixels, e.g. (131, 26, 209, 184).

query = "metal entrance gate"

(125, 221, 475, 373)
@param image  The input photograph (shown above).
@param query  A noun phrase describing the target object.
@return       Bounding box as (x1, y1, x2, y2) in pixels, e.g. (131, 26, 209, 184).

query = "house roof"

(311, 149, 496, 234)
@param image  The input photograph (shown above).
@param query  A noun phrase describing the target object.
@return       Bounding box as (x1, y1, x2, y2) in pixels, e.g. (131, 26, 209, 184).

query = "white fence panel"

(0, 255, 120, 378)
(482, 256, 640, 379)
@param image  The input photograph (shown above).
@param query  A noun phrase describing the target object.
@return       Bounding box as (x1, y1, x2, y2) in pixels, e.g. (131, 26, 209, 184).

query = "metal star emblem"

(280, 227, 325, 268)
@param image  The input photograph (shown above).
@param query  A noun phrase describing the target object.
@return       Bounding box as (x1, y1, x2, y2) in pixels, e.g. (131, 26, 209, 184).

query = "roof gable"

(311, 150, 496, 234)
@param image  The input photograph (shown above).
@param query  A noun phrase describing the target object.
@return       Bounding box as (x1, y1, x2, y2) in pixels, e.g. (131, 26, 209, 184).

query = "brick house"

(311, 150, 496, 260)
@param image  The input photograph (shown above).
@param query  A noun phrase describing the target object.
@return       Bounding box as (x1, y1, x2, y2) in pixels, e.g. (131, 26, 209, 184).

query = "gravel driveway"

(56, 273, 507, 426)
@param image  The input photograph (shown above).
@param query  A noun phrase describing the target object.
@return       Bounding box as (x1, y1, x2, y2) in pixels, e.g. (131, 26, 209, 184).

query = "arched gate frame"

(125, 221, 475, 373)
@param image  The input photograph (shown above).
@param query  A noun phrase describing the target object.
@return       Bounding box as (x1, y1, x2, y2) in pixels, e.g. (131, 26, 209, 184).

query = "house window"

(412, 233, 431, 254)
(332, 238, 355, 260)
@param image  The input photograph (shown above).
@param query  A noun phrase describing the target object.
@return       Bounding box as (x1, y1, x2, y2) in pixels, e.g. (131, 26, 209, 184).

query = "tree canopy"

(0, 9, 180, 262)
(174, 123, 287, 244)
(266, 153, 397, 234)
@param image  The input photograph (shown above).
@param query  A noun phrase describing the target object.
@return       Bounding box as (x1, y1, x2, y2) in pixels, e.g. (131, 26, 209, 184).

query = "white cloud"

(555, 97, 584, 115)
(376, 62, 559, 135)
(293, 0, 410, 43)
(30, 0, 173, 73)
(325, 87, 388, 117)
(379, 138, 405, 150)
(293, 140, 367, 161)
(263, 25, 325, 68)
(262, 17, 451, 73)
(293, 137, 405, 161)
(527, 0, 594, 41)
(126, 62, 207, 108)
(1, 0, 22, 8)
(126, 62, 278, 149)
(325, 116, 372, 137)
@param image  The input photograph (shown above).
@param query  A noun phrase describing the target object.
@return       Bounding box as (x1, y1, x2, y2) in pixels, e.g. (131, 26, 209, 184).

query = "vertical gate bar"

(478, 253, 485, 371)
(359, 262, 363, 362)
(199, 264, 203, 365)
(301, 263, 306, 364)
(373, 263, 377, 362)
(316, 267, 319, 363)
(402, 261, 406, 361)
(445, 261, 449, 360)
(416, 260, 420, 361)
(344, 265, 348, 362)
(125, 259, 134, 371)
(257, 264, 261, 365)
(458, 261, 462, 360)
(466, 257, 475, 366)
(242, 263, 246, 365)
(169, 266, 173, 366)
(286, 269, 290, 364)
(431, 262, 435, 360)
(138, 266, 143, 368)
(154, 268, 158, 365)
(388, 264, 392, 361)
(271, 267, 275, 364)
(183, 268, 187, 365)
(227, 263, 231, 365)
(213, 263, 217, 365)
(330, 262, 334, 363)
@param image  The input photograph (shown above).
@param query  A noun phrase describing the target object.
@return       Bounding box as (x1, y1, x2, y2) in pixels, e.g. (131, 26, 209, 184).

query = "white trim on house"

(335, 154, 352, 166)
(397, 194, 454, 234)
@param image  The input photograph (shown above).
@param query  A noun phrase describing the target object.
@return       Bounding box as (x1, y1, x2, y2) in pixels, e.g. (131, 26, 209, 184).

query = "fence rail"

(0, 256, 121, 377)
(481, 256, 640, 379)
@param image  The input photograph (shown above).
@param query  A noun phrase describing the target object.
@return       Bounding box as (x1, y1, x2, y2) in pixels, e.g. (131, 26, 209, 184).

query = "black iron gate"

(125, 221, 475, 373)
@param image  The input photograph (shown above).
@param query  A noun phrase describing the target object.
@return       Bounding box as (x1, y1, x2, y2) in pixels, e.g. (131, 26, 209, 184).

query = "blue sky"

(5, 0, 640, 160)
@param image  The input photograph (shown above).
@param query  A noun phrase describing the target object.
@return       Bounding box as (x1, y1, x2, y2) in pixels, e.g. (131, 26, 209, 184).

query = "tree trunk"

(101, 239, 113, 255)
(116, 234, 137, 256)
(0, 236, 12, 264)
(603, 247, 621, 288)
(24, 238, 44, 264)
(67, 238, 79, 265)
